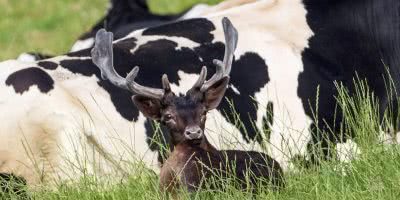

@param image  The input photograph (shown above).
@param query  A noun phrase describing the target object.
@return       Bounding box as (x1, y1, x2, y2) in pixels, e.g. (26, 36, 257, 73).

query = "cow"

(1, 0, 399, 186)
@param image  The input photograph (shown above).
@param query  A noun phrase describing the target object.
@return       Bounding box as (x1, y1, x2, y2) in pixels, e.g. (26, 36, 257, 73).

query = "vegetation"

(1, 0, 400, 199)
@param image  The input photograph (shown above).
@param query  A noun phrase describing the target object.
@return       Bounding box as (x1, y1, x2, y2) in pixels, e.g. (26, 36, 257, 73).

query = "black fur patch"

(37, 61, 58, 70)
(67, 48, 92, 57)
(5, 67, 54, 94)
(98, 80, 139, 121)
(59, 59, 98, 76)
(142, 18, 216, 44)
(144, 119, 172, 163)
(218, 53, 270, 142)
(262, 102, 274, 143)
(299, 0, 400, 161)
(114, 37, 138, 50)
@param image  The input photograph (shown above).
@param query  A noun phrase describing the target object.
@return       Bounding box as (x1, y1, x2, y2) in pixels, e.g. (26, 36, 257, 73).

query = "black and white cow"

(1, 0, 400, 185)
(16, 0, 212, 62)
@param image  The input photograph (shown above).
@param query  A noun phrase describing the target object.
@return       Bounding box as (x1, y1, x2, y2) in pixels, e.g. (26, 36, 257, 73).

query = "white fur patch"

(127, 34, 200, 54)
(378, 130, 400, 145)
(70, 38, 95, 52)
(17, 53, 37, 62)
(179, 4, 211, 20)
(336, 139, 361, 163)
(0, 59, 159, 184)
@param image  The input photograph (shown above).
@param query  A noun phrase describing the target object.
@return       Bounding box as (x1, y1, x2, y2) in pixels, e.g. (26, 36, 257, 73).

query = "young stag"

(91, 17, 284, 194)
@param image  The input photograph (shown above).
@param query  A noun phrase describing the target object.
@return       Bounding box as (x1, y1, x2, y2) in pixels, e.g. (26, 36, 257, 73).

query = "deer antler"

(92, 17, 238, 99)
(91, 29, 168, 99)
(190, 17, 238, 92)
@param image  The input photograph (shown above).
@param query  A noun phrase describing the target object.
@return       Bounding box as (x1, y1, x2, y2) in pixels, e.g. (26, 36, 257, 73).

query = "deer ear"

(132, 95, 162, 120)
(204, 76, 230, 110)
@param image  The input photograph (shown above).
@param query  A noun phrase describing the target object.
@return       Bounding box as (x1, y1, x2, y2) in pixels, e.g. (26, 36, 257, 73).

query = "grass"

(0, 0, 107, 61)
(2, 0, 400, 199)
(2, 76, 400, 200)
(8, 145, 400, 199)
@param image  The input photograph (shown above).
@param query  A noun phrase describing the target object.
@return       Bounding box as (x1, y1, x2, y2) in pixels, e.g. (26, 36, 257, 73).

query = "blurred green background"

(0, 0, 222, 61)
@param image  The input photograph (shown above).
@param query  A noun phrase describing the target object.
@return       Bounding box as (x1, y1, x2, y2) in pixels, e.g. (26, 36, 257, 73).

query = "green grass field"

(1, 0, 400, 199)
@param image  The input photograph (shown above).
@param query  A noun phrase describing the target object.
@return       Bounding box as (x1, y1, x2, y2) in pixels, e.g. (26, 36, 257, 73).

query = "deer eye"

(163, 114, 173, 122)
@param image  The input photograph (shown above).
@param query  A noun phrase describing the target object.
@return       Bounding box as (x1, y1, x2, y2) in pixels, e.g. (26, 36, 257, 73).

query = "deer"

(91, 17, 285, 195)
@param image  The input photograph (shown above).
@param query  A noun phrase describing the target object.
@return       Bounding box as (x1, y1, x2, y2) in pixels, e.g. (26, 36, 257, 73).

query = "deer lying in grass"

(91, 17, 285, 195)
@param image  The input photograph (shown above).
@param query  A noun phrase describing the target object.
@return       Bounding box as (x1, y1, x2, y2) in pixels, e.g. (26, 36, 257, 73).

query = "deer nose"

(184, 126, 203, 140)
